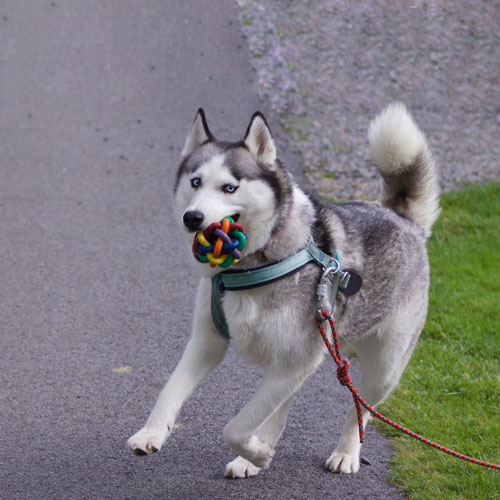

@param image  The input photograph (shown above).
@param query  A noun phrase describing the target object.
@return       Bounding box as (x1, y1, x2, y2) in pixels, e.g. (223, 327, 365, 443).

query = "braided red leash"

(316, 311, 500, 470)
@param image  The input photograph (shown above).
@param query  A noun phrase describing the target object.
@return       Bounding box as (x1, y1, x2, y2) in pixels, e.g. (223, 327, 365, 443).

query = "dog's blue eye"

(191, 178, 201, 189)
(222, 184, 238, 194)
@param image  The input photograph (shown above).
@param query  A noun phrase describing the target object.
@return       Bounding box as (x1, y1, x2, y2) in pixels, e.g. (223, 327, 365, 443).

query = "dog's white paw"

(224, 427, 275, 469)
(325, 451, 360, 474)
(242, 435, 275, 469)
(225, 456, 262, 479)
(127, 427, 168, 456)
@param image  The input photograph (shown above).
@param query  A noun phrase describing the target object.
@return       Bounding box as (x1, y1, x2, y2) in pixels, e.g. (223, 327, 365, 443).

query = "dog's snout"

(183, 210, 204, 231)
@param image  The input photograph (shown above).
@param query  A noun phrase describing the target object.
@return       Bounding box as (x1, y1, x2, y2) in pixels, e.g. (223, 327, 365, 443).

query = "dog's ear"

(244, 112, 277, 167)
(182, 108, 213, 158)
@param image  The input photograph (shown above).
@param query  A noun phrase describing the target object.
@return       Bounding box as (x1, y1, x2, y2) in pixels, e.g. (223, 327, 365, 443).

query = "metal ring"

(321, 260, 340, 281)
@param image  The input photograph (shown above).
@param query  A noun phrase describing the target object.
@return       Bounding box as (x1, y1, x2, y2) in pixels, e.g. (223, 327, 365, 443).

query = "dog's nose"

(183, 210, 204, 231)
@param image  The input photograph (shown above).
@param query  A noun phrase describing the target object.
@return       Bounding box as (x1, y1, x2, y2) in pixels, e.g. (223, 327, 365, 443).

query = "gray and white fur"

(128, 102, 440, 478)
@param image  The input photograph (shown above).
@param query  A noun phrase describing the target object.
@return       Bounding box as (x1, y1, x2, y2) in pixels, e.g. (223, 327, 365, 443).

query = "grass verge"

(376, 182, 500, 499)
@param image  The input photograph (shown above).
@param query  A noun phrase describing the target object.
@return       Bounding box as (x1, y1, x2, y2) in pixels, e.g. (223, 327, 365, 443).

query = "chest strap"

(211, 238, 347, 338)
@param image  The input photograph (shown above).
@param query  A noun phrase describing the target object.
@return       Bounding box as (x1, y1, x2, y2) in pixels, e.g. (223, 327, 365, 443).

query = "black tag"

(341, 269, 363, 295)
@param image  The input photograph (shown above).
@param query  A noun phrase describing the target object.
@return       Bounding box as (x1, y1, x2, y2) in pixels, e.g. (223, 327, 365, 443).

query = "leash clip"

(316, 263, 340, 321)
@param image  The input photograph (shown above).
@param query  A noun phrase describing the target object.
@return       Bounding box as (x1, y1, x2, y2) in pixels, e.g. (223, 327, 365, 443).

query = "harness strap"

(210, 238, 341, 338)
(211, 273, 230, 338)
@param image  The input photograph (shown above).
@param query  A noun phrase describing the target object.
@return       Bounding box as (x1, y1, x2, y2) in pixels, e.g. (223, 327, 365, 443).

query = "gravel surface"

(238, 0, 500, 200)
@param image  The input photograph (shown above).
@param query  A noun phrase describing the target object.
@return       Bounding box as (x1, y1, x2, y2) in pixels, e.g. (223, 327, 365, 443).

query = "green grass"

(376, 182, 500, 499)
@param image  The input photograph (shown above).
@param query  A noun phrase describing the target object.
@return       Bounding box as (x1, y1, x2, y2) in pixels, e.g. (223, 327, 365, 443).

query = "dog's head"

(174, 109, 290, 270)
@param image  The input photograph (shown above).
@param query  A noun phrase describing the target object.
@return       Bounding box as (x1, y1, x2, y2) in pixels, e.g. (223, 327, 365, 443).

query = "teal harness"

(210, 238, 355, 338)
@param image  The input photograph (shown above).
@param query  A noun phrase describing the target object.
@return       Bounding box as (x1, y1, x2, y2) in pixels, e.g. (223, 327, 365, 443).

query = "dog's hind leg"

(326, 303, 425, 474)
(225, 395, 294, 478)
(223, 365, 315, 469)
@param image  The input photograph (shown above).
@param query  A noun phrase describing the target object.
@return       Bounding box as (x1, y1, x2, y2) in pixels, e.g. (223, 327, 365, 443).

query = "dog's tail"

(368, 102, 440, 237)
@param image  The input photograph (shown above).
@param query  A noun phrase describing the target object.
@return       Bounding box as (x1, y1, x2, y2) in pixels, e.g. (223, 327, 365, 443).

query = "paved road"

(1, 2, 402, 499)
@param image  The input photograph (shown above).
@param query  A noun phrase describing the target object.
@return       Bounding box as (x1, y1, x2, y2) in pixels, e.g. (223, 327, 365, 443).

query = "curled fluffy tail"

(368, 102, 440, 237)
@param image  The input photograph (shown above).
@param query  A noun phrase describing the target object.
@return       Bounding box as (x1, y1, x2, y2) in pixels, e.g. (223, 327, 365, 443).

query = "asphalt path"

(1, 2, 402, 499)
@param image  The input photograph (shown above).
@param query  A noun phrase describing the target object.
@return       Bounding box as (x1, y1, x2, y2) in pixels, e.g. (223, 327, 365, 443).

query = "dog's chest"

(223, 287, 280, 358)
(222, 274, 317, 367)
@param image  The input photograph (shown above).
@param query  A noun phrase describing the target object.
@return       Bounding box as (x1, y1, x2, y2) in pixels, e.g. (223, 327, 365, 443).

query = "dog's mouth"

(191, 212, 247, 268)
(188, 214, 240, 235)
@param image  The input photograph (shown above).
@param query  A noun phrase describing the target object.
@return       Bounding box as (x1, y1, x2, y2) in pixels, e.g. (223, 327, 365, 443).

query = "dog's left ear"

(182, 108, 213, 158)
(244, 112, 277, 167)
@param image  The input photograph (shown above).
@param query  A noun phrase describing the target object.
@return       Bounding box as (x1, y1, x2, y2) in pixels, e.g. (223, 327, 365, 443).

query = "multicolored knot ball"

(192, 216, 247, 268)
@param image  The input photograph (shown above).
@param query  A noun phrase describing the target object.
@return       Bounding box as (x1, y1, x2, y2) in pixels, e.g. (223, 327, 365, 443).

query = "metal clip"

(316, 262, 340, 321)
(340, 271, 351, 290)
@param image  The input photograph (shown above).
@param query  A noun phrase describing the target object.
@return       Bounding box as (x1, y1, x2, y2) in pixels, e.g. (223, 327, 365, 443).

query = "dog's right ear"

(181, 108, 213, 158)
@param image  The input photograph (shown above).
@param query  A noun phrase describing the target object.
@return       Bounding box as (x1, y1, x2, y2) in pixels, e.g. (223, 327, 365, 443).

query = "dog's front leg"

(223, 367, 311, 469)
(225, 395, 294, 478)
(128, 287, 229, 456)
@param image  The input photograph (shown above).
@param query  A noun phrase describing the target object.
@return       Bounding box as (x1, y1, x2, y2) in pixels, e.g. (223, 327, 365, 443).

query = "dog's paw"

(225, 456, 262, 479)
(224, 426, 275, 469)
(127, 427, 168, 456)
(243, 435, 275, 469)
(325, 451, 360, 474)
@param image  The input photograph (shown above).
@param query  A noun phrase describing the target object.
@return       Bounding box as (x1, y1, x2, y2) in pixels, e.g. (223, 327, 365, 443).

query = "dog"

(128, 102, 440, 477)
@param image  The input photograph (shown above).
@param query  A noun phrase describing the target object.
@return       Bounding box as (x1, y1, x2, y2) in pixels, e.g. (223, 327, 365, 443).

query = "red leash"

(316, 311, 500, 470)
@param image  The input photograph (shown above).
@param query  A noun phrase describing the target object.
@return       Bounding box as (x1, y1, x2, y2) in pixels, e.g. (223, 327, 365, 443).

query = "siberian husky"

(128, 103, 440, 477)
